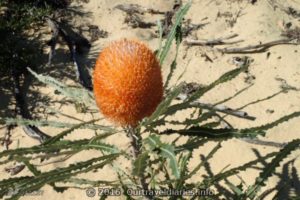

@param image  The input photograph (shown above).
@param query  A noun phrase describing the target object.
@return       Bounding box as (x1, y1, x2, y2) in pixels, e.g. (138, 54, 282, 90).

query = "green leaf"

(144, 135, 162, 150)
(87, 140, 119, 154)
(245, 111, 300, 132)
(0, 140, 86, 159)
(144, 135, 180, 179)
(175, 152, 192, 190)
(164, 52, 178, 90)
(157, 19, 163, 56)
(187, 59, 250, 103)
(22, 160, 41, 176)
(0, 176, 32, 190)
(164, 22, 182, 89)
(160, 143, 180, 179)
(165, 63, 250, 116)
(204, 151, 278, 187)
(161, 126, 265, 139)
(225, 179, 243, 196)
(176, 138, 209, 153)
(27, 67, 95, 106)
(89, 132, 118, 143)
(166, 112, 215, 127)
(185, 142, 222, 180)
(0, 154, 120, 199)
(0, 139, 119, 161)
(42, 119, 100, 145)
(159, 0, 191, 65)
(132, 152, 149, 176)
(142, 83, 184, 127)
(179, 152, 191, 177)
(5, 118, 115, 132)
(245, 139, 300, 199)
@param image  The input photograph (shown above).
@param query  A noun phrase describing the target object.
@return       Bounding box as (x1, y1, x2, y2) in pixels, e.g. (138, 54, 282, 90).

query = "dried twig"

(1, 125, 13, 150)
(125, 14, 156, 28)
(182, 21, 209, 37)
(185, 34, 243, 46)
(35, 151, 77, 166)
(218, 38, 298, 54)
(115, 4, 164, 30)
(240, 138, 287, 148)
(186, 34, 299, 53)
(176, 82, 256, 120)
(161, 11, 174, 36)
(192, 101, 256, 120)
(115, 4, 164, 15)
(5, 163, 25, 176)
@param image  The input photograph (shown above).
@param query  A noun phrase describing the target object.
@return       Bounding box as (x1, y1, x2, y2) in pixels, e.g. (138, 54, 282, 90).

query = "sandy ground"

(1, 0, 300, 199)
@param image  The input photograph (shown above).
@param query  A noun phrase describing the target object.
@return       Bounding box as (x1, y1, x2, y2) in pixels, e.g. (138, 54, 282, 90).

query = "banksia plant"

(93, 39, 164, 193)
(93, 39, 163, 127)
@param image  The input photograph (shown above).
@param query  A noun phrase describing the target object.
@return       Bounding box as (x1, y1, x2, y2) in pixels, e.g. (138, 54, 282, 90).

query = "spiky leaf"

(159, 0, 191, 64)
(245, 139, 300, 199)
(28, 68, 95, 106)
(132, 152, 149, 176)
(160, 143, 180, 179)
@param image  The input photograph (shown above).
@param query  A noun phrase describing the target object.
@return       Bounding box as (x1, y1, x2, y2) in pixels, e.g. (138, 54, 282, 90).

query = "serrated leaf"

(165, 63, 250, 116)
(0, 139, 120, 162)
(176, 138, 209, 153)
(22, 160, 41, 176)
(28, 67, 95, 106)
(157, 19, 163, 55)
(245, 139, 300, 199)
(89, 132, 117, 143)
(159, 0, 191, 65)
(0, 154, 119, 198)
(225, 179, 243, 196)
(204, 151, 278, 187)
(132, 152, 149, 176)
(188, 65, 249, 102)
(42, 119, 99, 145)
(245, 111, 300, 132)
(164, 22, 182, 90)
(5, 118, 115, 132)
(144, 135, 162, 150)
(161, 126, 265, 139)
(142, 83, 184, 127)
(185, 142, 221, 180)
(160, 143, 180, 179)
(87, 140, 119, 154)
(166, 112, 216, 127)
(0, 140, 87, 159)
(179, 152, 191, 176)
(175, 152, 192, 190)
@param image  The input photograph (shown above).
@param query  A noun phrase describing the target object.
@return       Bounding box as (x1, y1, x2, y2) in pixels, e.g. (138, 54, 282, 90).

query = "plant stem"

(126, 126, 152, 199)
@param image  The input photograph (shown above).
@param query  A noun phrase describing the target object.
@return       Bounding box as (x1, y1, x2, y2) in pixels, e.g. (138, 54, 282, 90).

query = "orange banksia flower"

(93, 39, 163, 127)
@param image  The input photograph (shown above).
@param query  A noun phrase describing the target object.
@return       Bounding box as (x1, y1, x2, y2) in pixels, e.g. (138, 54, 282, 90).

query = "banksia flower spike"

(93, 39, 163, 127)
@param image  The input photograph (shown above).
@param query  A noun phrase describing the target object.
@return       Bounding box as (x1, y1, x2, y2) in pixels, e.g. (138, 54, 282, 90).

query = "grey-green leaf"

(160, 143, 180, 179)
(132, 152, 149, 176)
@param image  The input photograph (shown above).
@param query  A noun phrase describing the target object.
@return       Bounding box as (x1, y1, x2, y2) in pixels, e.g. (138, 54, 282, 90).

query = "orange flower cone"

(93, 39, 163, 127)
